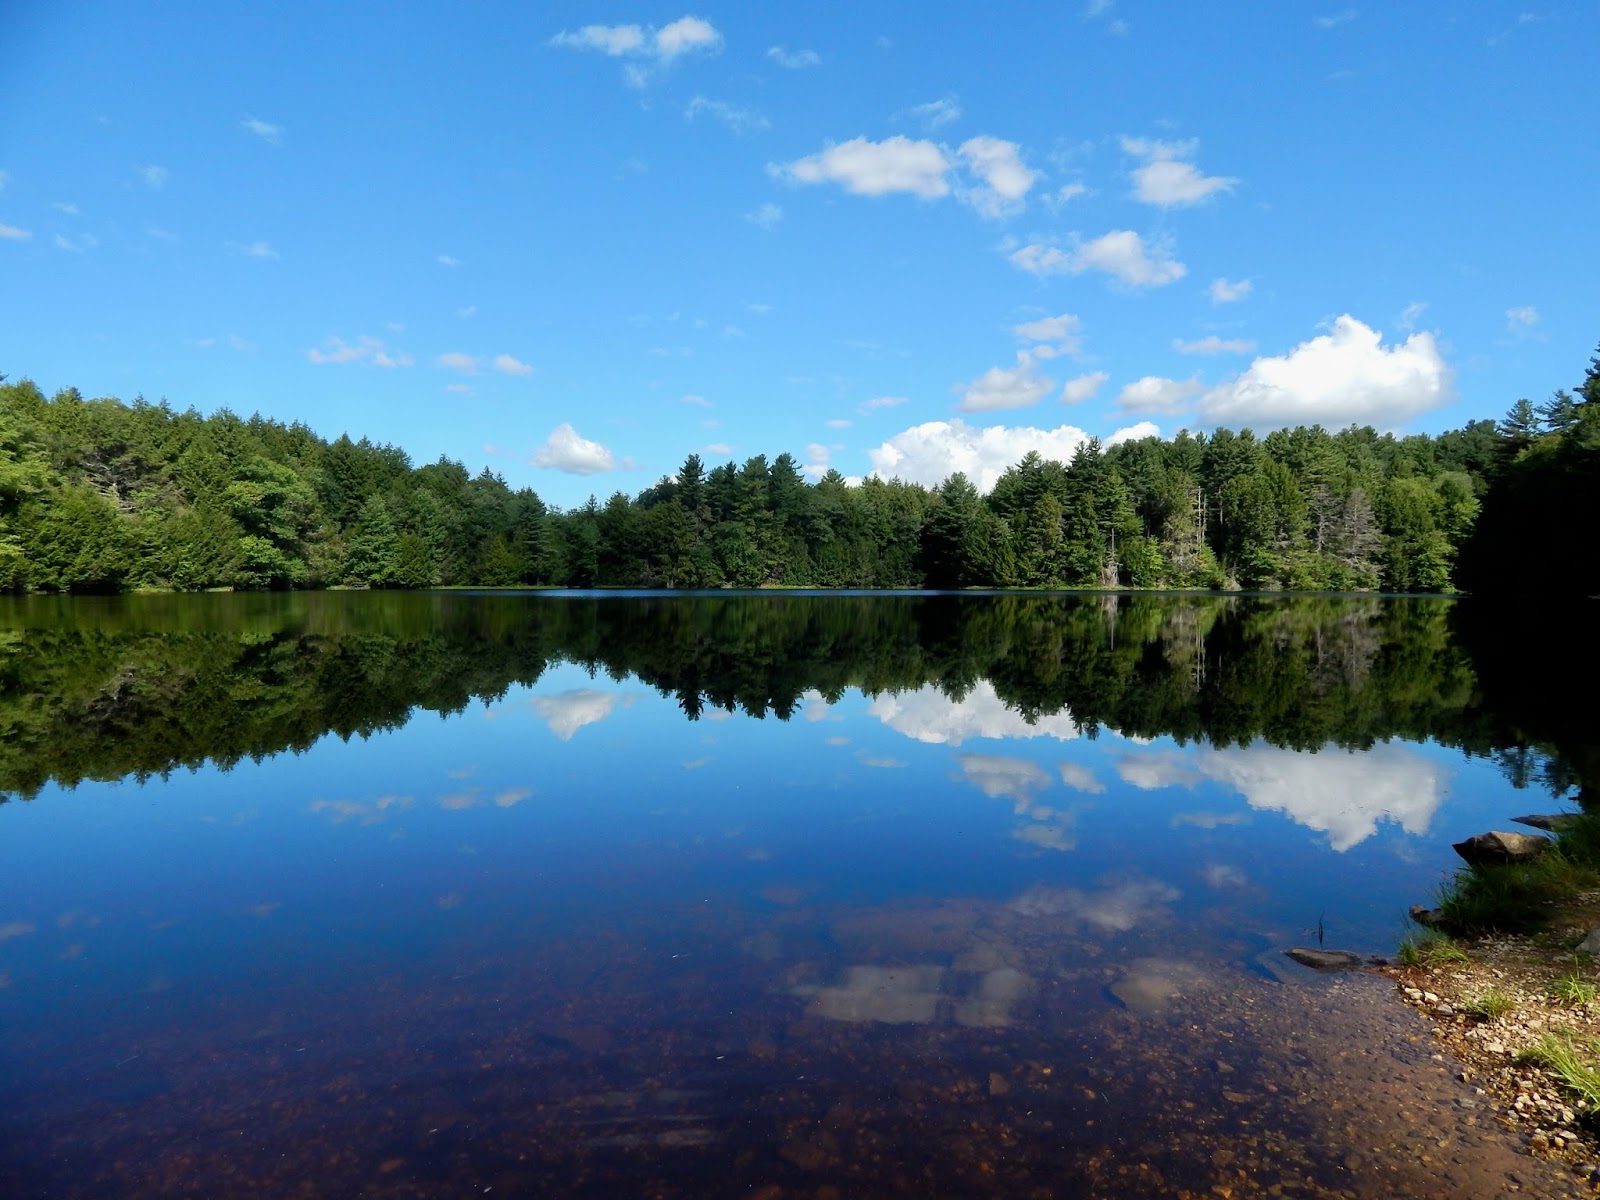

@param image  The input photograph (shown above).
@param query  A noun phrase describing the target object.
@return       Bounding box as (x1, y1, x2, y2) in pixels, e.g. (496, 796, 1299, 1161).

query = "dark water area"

(0, 591, 1592, 1198)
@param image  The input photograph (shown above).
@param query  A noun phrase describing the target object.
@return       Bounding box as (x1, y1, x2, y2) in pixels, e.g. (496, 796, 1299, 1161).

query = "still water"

(0, 592, 1587, 1198)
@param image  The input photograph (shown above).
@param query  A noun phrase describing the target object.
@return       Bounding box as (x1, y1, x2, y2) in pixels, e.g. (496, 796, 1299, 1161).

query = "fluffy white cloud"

(956, 753, 1054, 805)
(1174, 336, 1256, 355)
(685, 96, 769, 136)
(1010, 875, 1181, 933)
(438, 351, 481, 373)
(308, 335, 413, 367)
(1122, 136, 1237, 206)
(529, 689, 624, 740)
(532, 423, 617, 474)
(1116, 375, 1203, 415)
(1012, 312, 1081, 350)
(1124, 742, 1444, 852)
(1010, 230, 1184, 287)
(1197, 315, 1451, 428)
(870, 682, 1079, 746)
(802, 442, 832, 479)
(655, 16, 720, 57)
(493, 353, 534, 376)
(1057, 762, 1105, 793)
(744, 201, 783, 230)
(1060, 371, 1109, 404)
(773, 136, 952, 198)
(1209, 277, 1252, 303)
(0, 224, 31, 240)
(957, 352, 1053, 413)
(898, 95, 962, 130)
(767, 45, 820, 68)
(552, 16, 719, 61)
(865, 418, 1156, 492)
(957, 136, 1036, 217)
(241, 116, 283, 144)
(140, 164, 169, 189)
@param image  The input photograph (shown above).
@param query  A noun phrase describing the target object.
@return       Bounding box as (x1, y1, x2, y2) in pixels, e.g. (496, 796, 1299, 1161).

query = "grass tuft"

(1518, 1030, 1600, 1113)
(1552, 972, 1600, 1008)
(1460, 987, 1517, 1020)
(1397, 930, 1470, 967)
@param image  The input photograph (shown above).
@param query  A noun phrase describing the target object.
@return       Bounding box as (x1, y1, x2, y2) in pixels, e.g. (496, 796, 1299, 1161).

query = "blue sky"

(1, 2, 1593, 506)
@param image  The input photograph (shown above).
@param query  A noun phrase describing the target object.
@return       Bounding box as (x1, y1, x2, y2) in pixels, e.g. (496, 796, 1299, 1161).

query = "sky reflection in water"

(0, 595, 1578, 1198)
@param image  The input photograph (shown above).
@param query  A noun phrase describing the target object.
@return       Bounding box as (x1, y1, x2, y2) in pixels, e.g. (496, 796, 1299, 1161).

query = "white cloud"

(1010, 876, 1181, 933)
(1198, 315, 1451, 429)
(703, 441, 734, 456)
(1010, 230, 1185, 287)
(307, 335, 414, 367)
(1116, 376, 1203, 415)
(802, 442, 833, 480)
(241, 116, 283, 144)
(685, 96, 770, 136)
(140, 164, 170, 189)
(52, 201, 79, 215)
(532, 423, 617, 475)
(0, 224, 31, 240)
(866, 418, 1155, 492)
(744, 202, 783, 230)
(1506, 305, 1539, 333)
(529, 689, 624, 740)
(956, 753, 1054, 805)
(446, 383, 474, 395)
(552, 16, 720, 77)
(437, 254, 460, 267)
(767, 45, 820, 68)
(680, 394, 712, 407)
(1122, 137, 1236, 206)
(826, 418, 852, 429)
(1209, 277, 1252, 303)
(1057, 762, 1104, 794)
(1012, 312, 1081, 351)
(898, 94, 962, 130)
(229, 240, 278, 259)
(493, 353, 534, 376)
(457, 305, 476, 319)
(1051, 182, 1088, 206)
(438, 352, 481, 373)
(774, 135, 952, 199)
(871, 682, 1079, 746)
(859, 395, 908, 413)
(957, 136, 1036, 217)
(1060, 371, 1109, 404)
(1174, 336, 1257, 355)
(747, 302, 772, 314)
(1395, 301, 1427, 332)
(53, 233, 98, 253)
(957, 352, 1054, 413)
(1315, 9, 1358, 28)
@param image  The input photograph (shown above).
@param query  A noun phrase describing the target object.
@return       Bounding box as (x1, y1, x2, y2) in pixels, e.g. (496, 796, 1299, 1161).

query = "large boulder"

(1452, 830, 1552, 866)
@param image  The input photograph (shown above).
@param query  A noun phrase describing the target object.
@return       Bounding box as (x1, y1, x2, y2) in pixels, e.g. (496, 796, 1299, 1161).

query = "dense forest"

(1, 343, 1595, 595)
(0, 591, 1590, 805)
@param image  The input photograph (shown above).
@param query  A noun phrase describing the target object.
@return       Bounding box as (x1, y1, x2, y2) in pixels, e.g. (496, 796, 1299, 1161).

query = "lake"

(0, 591, 1589, 1198)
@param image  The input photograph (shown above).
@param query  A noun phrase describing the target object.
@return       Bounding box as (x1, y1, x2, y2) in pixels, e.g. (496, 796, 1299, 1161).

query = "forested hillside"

(1, 345, 1594, 594)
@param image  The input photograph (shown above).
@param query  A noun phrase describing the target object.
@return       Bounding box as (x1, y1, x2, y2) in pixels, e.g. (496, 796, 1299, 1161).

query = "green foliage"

(1396, 930, 1470, 967)
(1518, 1031, 1600, 1114)
(1551, 973, 1599, 1008)
(1461, 988, 1517, 1020)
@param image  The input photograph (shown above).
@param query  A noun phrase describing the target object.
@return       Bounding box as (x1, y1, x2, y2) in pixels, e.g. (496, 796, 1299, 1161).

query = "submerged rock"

(1451, 830, 1552, 866)
(1284, 947, 1365, 971)
(1511, 813, 1582, 832)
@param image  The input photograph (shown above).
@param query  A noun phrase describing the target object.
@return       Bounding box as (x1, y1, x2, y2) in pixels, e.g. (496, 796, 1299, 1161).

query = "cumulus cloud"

(898, 94, 962, 130)
(957, 136, 1036, 217)
(1197, 315, 1451, 428)
(241, 116, 283, 144)
(1209, 277, 1252, 303)
(744, 201, 783, 230)
(1116, 376, 1203, 415)
(866, 418, 1155, 492)
(1125, 742, 1445, 852)
(773, 135, 952, 198)
(870, 682, 1079, 746)
(956, 753, 1054, 805)
(1057, 762, 1105, 793)
(529, 689, 625, 740)
(438, 352, 480, 373)
(1012, 312, 1081, 349)
(1010, 230, 1184, 287)
(686, 96, 770, 136)
(532, 423, 617, 474)
(551, 16, 721, 84)
(957, 352, 1054, 412)
(308, 335, 414, 367)
(767, 45, 820, 68)
(1060, 371, 1109, 404)
(1122, 137, 1236, 206)
(493, 353, 534, 376)
(1174, 336, 1256, 355)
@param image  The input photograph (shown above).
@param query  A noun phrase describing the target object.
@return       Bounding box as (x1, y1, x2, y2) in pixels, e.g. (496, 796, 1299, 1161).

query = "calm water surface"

(0, 593, 1589, 1198)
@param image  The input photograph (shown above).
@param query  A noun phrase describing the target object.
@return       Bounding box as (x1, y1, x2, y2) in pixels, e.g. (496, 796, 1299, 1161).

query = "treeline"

(0, 591, 1580, 803)
(1, 343, 1595, 594)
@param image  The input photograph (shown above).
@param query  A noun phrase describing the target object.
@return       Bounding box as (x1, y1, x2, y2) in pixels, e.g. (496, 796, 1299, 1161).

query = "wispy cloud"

(1010, 230, 1185, 288)
(308, 335, 413, 367)
(744, 201, 783, 230)
(685, 96, 770, 136)
(241, 116, 284, 144)
(1173, 335, 1256, 355)
(139, 164, 170, 190)
(767, 45, 820, 69)
(1314, 9, 1358, 28)
(438, 254, 460, 267)
(229, 240, 279, 259)
(53, 232, 98, 253)
(896, 94, 962, 130)
(438, 352, 481, 373)
(1209, 277, 1252, 303)
(551, 16, 723, 86)
(493, 353, 534, 376)
(0, 223, 31, 240)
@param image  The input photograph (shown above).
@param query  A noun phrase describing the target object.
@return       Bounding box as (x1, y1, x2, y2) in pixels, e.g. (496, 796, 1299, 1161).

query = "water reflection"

(0, 593, 1593, 1198)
